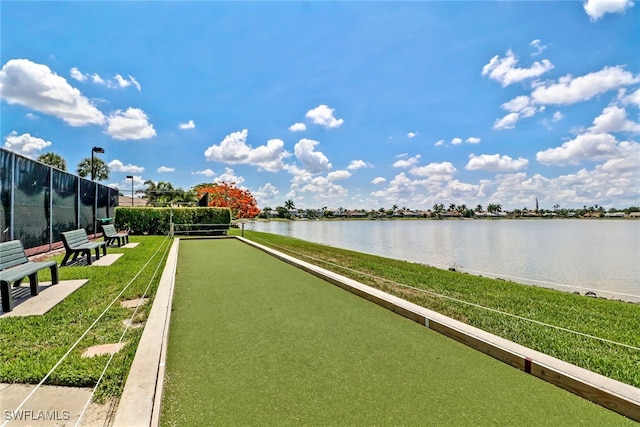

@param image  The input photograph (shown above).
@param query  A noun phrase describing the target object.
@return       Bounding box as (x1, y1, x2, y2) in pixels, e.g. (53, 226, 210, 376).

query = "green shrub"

(114, 207, 231, 235)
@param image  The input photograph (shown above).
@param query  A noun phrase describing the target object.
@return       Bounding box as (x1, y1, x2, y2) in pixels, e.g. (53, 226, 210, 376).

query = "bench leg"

(1, 280, 13, 312)
(85, 249, 92, 265)
(50, 265, 59, 285)
(28, 273, 40, 296)
(94, 247, 100, 261)
(61, 252, 72, 267)
(101, 245, 107, 256)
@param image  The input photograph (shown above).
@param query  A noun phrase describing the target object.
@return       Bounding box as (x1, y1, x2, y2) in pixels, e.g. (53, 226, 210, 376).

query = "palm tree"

(77, 157, 110, 181)
(38, 152, 67, 171)
(487, 203, 502, 216)
(475, 204, 483, 213)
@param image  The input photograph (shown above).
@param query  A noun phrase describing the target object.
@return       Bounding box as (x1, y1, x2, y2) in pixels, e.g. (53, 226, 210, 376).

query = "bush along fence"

(0, 148, 118, 254)
(114, 206, 232, 236)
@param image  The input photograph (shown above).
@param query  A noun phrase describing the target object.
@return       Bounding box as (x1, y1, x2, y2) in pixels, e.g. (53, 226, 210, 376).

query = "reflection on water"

(245, 219, 640, 303)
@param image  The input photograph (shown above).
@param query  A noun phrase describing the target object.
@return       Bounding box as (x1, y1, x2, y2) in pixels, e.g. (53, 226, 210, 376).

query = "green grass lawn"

(0, 235, 171, 401)
(161, 238, 632, 425)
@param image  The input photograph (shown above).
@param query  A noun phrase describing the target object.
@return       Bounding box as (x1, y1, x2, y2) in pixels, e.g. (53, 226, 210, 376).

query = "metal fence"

(0, 147, 119, 254)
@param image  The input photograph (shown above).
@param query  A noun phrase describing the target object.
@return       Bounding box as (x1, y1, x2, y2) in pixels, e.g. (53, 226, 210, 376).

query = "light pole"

(91, 146, 105, 181)
(126, 175, 134, 206)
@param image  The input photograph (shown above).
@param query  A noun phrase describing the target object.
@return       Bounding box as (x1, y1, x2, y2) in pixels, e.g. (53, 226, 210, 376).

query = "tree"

(193, 181, 260, 218)
(487, 203, 502, 216)
(284, 199, 295, 214)
(475, 204, 483, 213)
(77, 157, 110, 181)
(143, 180, 180, 206)
(38, 152, 67, 171)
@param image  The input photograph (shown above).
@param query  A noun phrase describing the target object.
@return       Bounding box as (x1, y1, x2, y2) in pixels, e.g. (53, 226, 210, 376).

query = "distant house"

(346, 210, 367, 218)
(629, 212, 640, 218)
(604, 212, 625, 218)
(118, 195, 147, 207)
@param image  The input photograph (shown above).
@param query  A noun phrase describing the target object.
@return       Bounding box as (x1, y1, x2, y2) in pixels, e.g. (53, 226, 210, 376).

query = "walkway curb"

(112, 238, 179, 427)
(237, 236, 640, 422)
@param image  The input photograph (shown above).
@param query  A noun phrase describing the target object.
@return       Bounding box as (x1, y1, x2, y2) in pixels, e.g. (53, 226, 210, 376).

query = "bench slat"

(60, 229, 107, 266)
(0, 240, 59, 312)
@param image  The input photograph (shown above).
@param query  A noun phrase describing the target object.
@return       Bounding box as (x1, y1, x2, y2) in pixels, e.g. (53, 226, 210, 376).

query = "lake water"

(244, 219, 640, 303)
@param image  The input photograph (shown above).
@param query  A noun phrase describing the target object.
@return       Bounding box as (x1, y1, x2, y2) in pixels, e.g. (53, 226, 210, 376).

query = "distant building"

(118, 195, 147, 207)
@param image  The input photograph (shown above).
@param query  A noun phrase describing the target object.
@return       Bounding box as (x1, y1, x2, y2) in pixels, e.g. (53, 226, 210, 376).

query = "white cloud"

(502, 95, 535, 115)
(407, 132, 417, 138)
(482, 49, 554, 87)
(553, 111, 564, 122)
(536, 132, 623, 165)
(178, 120, 195, 130)
(393, 154, 420, 168)
(114, 74, 141, 91)
(584, 0, 635, 20)
(327, 170, 351, 181)
(371, 177, 386, 185)
(204, 129, 290, 172)
(589, 105, 640, 133)
(305, 105, 344, 128)
(493, 113, 520, 130)
(371, 172, 416, 200)
(466, 153, 529, 172)
(106, 108, 156, 140)
(494, 96, 543, 130)
(531, 66, 639, 105)
(192, 169, 215, 177)
(3, 131, 52, 158)
(298, 175, 348, 199)
(71, 67, 141, 90)
(70, 67, 87, 82)
(466, 137, 481, 144)
(434, 139, 445, 147)
(289, 122, 306, 132)
(92, 73, 105, 85)
(254, 183, 280, 206)
(157, 166, 175, 173)
(294, 138, 332, 173)
(108, 159, 144, 173)
(530, 39, 547, 56)
(619, 88, 640, 107)
(409, 161, 457, 178)
(451, 137, 463, 145)
(214, 167, 244, 185)
(347, 160, 370, 170)
(0, 59, 105, 126)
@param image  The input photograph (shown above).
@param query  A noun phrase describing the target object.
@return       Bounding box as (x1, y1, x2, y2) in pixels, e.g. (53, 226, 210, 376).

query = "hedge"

(114, 207, 232, 235)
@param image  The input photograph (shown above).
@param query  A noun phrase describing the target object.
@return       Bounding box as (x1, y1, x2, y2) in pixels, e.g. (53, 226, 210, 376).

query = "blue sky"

(1, 1, 639, 211)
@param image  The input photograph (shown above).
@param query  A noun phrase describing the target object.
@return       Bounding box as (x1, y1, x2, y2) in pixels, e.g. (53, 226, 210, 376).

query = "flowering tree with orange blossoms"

(193, 181, 260, 219)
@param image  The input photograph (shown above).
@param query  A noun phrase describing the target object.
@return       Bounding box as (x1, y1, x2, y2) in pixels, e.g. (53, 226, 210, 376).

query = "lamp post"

(91, 147, 104, 238)
(126, 175, 134, 206)
(91, 146, 105, 181)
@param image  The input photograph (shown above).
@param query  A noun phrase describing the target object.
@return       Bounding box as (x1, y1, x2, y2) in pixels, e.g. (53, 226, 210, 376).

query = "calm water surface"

(245, 219, 640, 303)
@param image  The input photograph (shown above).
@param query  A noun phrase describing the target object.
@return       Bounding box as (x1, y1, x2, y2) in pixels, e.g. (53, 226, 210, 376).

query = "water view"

(245, 219, 640, 303)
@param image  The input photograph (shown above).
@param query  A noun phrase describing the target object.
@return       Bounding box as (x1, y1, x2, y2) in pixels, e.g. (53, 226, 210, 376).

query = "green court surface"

(160, 239, 632, 426)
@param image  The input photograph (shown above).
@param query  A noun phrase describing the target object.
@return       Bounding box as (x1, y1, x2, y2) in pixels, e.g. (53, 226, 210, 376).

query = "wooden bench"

(0, 240, 59, 312)
(102, 224, 129, 247)
(60, 229, 107, 266)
